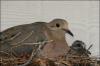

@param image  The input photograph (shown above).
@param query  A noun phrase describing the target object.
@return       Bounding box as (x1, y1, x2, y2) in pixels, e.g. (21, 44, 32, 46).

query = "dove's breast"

(41, 39, 69, 61)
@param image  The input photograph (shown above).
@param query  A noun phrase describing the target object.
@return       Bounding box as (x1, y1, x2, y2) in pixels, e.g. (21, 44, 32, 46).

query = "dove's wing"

(0, 24, 23, 41)
(0, 22, 49, 58)
(0, 24, 24, 57)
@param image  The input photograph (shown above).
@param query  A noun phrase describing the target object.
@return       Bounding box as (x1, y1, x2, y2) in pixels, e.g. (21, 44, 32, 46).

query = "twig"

(11, 31, 34, 45)
(16, 40, 53, 66)
(9, 32, 22, 40)
(0, 51, 10, 55)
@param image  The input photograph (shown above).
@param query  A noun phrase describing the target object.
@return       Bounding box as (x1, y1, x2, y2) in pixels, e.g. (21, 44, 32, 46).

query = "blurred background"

(1, 1, 99, 56)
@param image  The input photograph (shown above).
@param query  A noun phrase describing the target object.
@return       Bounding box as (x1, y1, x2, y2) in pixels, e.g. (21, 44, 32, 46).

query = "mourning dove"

(0, 19, 74, 66)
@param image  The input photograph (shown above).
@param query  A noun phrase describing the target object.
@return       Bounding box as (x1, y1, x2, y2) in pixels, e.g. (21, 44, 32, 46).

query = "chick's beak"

(62, 29, 74, 37)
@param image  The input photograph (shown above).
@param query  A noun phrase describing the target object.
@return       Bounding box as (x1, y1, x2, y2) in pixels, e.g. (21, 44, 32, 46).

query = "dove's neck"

(50, 30, 66, 41)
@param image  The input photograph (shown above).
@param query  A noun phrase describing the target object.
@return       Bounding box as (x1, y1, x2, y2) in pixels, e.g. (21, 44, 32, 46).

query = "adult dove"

(0, 19, 74, 66)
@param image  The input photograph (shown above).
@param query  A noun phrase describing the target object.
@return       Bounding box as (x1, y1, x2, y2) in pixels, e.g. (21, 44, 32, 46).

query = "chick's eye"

(56, 23, 60, 28)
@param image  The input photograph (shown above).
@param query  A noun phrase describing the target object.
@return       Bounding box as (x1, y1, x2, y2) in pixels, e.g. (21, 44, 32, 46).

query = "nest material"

(0, 57, 59, 66)
(0, 54, 98, 66)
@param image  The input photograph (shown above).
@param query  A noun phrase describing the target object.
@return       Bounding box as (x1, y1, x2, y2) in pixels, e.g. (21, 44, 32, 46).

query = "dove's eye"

(56, 23, 60, 28)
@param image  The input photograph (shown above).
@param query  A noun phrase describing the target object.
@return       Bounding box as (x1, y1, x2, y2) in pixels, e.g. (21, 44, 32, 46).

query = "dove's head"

(47, 19, 74, 37)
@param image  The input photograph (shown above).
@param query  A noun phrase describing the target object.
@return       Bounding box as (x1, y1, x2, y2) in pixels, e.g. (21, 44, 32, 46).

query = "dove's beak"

(63, 29, 74, 37)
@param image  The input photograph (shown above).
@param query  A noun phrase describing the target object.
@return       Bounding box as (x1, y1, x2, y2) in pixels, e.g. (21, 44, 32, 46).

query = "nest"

(0, 56, 99, 66)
